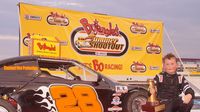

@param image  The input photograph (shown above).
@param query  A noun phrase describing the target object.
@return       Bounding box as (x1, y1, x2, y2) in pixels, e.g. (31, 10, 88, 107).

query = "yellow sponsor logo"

(3, 66, 38, 71)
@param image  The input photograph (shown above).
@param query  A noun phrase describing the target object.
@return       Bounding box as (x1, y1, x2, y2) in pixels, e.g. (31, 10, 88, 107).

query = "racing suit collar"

(164, 72, 177, 77)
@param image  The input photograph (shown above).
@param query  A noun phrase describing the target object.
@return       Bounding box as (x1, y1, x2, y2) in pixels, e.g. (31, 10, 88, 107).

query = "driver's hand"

(182, 94, 192, 104)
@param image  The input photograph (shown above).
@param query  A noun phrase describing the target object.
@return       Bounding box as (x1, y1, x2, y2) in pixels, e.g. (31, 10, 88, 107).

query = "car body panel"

(0, 56, 147, 112)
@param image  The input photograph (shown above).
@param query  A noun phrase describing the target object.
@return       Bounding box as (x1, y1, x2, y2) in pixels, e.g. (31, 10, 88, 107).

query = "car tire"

(0, 99, 16, 112)
(124, 90, 148, 112)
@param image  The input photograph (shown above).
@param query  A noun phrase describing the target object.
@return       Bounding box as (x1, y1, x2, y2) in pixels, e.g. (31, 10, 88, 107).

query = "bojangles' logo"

(71, 18, 129, 56)
(37, 42, 56, 51)
(130, 61, 146, 73)
(146, 43, 161, 54)
(47, 12, 69, 26)
(130, 22, 147, 34)
(80, 18, 119, 37)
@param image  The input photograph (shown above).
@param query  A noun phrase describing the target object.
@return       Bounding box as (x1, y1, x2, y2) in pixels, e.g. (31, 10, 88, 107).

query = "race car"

(0, 56, 148, 112)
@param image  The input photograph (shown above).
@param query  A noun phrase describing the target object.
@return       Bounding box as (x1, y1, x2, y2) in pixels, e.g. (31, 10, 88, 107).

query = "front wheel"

(124, 90, 148, 112)
(0, 99, 16, 112)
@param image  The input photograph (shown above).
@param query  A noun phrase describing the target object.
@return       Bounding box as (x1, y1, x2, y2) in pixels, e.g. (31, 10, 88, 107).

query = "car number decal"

(34, 84, 103, 112)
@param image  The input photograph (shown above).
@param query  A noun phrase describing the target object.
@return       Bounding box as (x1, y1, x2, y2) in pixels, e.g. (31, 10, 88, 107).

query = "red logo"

(47, 12, 69, 26)
(130, 22, 147, 34)
(23, 33, 31, 46)
(80, 18, 119, 37)
(37, 42, 56, 51)
(146, 43, 161, 54)
(130, 62, 146, 73)
(90, 59, 123, 72)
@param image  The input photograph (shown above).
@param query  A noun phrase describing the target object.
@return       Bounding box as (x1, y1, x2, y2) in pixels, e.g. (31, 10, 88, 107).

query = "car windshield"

(38, 59, 98, 82)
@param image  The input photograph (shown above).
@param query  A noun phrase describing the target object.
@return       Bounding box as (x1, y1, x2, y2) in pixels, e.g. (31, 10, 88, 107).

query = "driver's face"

(163, 58, 178, 75)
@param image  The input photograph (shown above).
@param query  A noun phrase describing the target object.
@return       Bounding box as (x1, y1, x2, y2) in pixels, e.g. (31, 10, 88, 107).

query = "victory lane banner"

(19, 2, 163, 78)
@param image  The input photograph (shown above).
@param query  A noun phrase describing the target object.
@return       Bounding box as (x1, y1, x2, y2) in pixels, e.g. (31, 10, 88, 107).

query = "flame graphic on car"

(34, 86, 57, 112)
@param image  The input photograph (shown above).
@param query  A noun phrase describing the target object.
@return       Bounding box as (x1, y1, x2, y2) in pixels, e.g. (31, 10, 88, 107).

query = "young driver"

(150, 53, 195, 112)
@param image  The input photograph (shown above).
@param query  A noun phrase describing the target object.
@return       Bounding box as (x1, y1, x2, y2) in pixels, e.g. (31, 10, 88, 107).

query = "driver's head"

(163, 53, 178, 75)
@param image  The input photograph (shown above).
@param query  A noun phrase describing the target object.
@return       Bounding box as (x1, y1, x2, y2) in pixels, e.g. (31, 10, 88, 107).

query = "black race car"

(0, 56, 148, 112)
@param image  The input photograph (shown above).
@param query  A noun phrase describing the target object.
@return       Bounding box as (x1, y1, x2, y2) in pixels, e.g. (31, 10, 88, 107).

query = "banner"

(19, 3, 163, 79)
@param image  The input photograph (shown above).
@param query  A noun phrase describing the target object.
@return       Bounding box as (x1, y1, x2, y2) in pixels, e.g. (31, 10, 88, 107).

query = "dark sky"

(0, 0, 200, 59)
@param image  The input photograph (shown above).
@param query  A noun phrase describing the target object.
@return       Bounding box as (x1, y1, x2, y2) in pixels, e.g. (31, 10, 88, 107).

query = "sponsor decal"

(23, 33, 31, 46)
(115, 86, 128, 93)
(146, 43, 161, 54)
(112, 93, 122, 96)
(108, 86, 127, 112)
(34, 84, 103, 112)
(47, 12, 69, 26)
(108, 106, 122, 112)
(80, 18, 119, 37)
(111, 96, 121, 105)
(71, 18, 129, 56)
(31, 39, 60, 57)
(130, 22, 147, 34)
(150, 29, 160, 33)
(149, 66, 159, 70)
(3, 66, 38, 71)
(84, 59, 123, 72)
(24, 14, 42, 21)
(37, 42, 56, 51)
(131, 46, 143, 51)
(130, 61, 146, 73)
